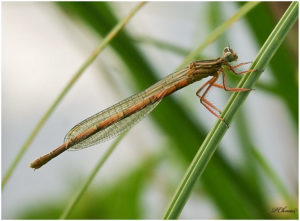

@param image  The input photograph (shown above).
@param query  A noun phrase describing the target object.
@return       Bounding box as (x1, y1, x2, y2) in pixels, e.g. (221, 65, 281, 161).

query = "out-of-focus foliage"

(14, 2, 297, 219)
(55, 2, 272, 218)
(20, 157, 157, 219)
(241, 2, 298, 126)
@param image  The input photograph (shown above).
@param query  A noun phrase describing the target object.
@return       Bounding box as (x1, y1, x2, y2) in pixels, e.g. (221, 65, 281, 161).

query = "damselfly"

(30, 47, 254, 169)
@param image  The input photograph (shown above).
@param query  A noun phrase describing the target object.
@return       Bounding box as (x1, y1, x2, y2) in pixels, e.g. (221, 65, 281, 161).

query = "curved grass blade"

(206, 2, 268, 216)
(241, 2, 298, 125)
(52, 2, 265, 217)
(178, 1, 260, 69)
(134, 36, 190, 56)
(60, 132, 127, 219)
(163, 2, 298, 219)
(251, 147, 297, 211)
(2, 2, 146, 189)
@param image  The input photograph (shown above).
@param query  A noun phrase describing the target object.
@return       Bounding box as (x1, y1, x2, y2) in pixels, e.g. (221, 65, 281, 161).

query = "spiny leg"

(196, 75, 222, 114)
(196, 76, 216, 96)
(201, 98, 222, 114)
(232, 61, 252, 69)
(226, 62, 256, 76)
(212, 67, 252, 92)
(196, 75, 226, 123)
(212, 83, 251, 92)
(204, 70, 250, 92)
(195, 64, 255, 126)
(219, 71, 251, 92)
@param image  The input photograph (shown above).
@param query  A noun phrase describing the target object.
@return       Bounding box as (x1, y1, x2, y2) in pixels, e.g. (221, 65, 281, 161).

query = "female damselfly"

(30, 47, 253, 169)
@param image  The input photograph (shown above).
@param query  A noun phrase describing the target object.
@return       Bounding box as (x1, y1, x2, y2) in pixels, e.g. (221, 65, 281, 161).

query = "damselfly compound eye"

(30, 47, 250, 169)
(223, 47, 238, 62)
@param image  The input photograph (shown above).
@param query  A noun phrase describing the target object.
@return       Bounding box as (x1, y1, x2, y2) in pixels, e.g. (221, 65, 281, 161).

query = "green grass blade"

(134, 36, 190, 56)
(241, 2, 298, 125)
(134, 6, 292, 215)
(204, 2, 268, 216)
(163, 2, 298, 219)
(2, 2, 146, 189)
(251, 147, 296, 210)
(19, 153, 156, 219)
(178, 1, 260, 69)
(60, 132, 127, 219)
(57, 2, 269, 218)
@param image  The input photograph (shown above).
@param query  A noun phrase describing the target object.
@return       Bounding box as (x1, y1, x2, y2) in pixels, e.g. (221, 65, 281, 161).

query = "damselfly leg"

(196, 73, 224, 121)
(30, 47, 257, 169)
(196, 62, 255, 126)
(226, 61, 256, 76)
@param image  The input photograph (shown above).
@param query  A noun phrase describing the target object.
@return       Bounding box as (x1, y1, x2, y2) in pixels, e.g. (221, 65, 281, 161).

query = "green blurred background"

(2, 2, 298, 219)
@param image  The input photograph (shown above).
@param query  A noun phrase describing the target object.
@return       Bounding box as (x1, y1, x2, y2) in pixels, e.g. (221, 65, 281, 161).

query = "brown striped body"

(30, 47, 242, 169)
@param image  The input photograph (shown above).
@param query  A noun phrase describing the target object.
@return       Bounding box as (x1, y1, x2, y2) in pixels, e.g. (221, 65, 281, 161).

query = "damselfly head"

(223, 47, 238, 62)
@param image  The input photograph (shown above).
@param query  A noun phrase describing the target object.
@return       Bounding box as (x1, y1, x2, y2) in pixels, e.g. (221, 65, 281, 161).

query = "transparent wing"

(65, 99, 161, 150)
(64, 68, 189, 150)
